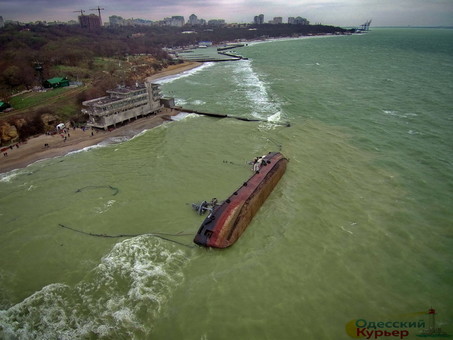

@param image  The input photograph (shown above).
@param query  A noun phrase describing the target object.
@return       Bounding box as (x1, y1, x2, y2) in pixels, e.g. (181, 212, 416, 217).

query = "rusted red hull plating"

(194, 152, 288, 248)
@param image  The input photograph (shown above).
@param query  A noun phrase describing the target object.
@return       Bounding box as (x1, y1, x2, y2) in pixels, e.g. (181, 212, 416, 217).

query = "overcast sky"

(1, 0, 452, 27)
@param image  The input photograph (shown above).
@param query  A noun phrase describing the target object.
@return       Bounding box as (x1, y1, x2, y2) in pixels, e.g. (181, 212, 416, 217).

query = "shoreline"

(0, 62, 202, 175)
(146, 61, 202, 82)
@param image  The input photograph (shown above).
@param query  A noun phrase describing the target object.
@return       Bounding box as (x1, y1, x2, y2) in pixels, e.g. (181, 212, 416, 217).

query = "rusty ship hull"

(194, 152, 288, 248)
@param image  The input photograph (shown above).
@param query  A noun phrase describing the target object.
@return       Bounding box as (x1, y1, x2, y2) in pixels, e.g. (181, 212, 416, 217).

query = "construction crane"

(90, 6, 105, 24)
(73, 9, 85, 16)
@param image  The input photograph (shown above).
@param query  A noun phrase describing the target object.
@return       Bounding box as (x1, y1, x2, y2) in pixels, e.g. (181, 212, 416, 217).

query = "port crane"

(360, 19, 372, 31)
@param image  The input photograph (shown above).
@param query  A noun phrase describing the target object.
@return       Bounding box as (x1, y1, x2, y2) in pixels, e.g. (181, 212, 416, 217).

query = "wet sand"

(0, 62, 201, 174)
(147, 62, 202, 82)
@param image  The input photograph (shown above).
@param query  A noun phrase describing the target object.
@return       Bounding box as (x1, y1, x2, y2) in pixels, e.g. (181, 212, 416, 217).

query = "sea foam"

(0, 236, 189, 339)
(231, 60, 282, 121)
(155, 62, 214, 84)
(0, 170, 19, 183)
(171, 112, 199, 121)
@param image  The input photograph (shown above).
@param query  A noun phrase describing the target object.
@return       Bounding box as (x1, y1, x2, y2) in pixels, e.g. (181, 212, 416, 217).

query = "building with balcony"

(83, 81, 162, 130)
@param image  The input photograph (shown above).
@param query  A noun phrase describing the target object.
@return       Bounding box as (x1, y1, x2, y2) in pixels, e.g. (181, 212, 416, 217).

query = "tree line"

(0, 22, 349, 96)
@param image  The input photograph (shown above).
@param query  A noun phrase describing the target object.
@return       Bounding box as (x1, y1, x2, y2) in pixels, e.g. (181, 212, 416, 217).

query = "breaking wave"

(171, 112, 199, 121)
(0, 170, 20, 183)
(154, 62, 214, 84)
(0, 236, 189, 339)
(231, 60, 283, 121)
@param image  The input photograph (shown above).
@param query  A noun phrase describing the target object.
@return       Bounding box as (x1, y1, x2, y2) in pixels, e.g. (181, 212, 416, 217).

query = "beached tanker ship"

(193, 152, 288, 248)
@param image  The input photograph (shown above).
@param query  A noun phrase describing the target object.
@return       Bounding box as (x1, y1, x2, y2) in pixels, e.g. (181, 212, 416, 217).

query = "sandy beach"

(0, 62, 201, 174)
(146, 61, 202, 82)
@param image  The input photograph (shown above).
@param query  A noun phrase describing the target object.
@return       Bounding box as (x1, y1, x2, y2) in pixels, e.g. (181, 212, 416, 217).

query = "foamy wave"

(267, 111, 282, 122)
(408, 130, 421, 135)
(174, 98, 206, 107)
(0, 165, 41, 181)
(0, 170, 20, 182)
(190, 99, 206, 106)
(0, 236, 189, 339)
(257, 111, 284, 131)
(66, 143, 106, 156)
(383, 109, 418, 119)
(94, 199, 116, 214)
(171, 112, 199, 121)
(155, 62, 214, 84)
(106, 136, 133, 144)
(232, 60, 282, 121)
(67, 131, 149, 155)
(175, 98, 188, 106)
(123, 129, 151, 142)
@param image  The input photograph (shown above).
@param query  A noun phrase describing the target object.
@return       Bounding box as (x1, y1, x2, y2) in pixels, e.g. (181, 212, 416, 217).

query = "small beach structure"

(82, 81, 162, 130)
(43, 77, 70, 89)
(193, 152, 288, 248)
(0, 101, 11, 112)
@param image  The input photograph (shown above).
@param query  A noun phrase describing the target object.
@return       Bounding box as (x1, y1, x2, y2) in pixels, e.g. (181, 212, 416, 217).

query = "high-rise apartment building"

(254, 14, 264, 25)
(170, 16, 185, 27)
(79, 14, 101, 30)
(188, 14, 198, 25)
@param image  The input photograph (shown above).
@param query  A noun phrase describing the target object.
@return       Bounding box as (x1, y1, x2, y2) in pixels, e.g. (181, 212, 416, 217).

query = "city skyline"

(0, 0, 452, 27)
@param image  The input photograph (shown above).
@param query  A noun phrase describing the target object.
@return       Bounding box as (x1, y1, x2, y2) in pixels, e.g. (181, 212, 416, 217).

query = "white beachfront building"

(83, 81, 162, 130)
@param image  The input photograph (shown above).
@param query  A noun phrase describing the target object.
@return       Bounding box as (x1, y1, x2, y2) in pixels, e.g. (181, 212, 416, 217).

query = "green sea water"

(0, 28, 452, 339)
